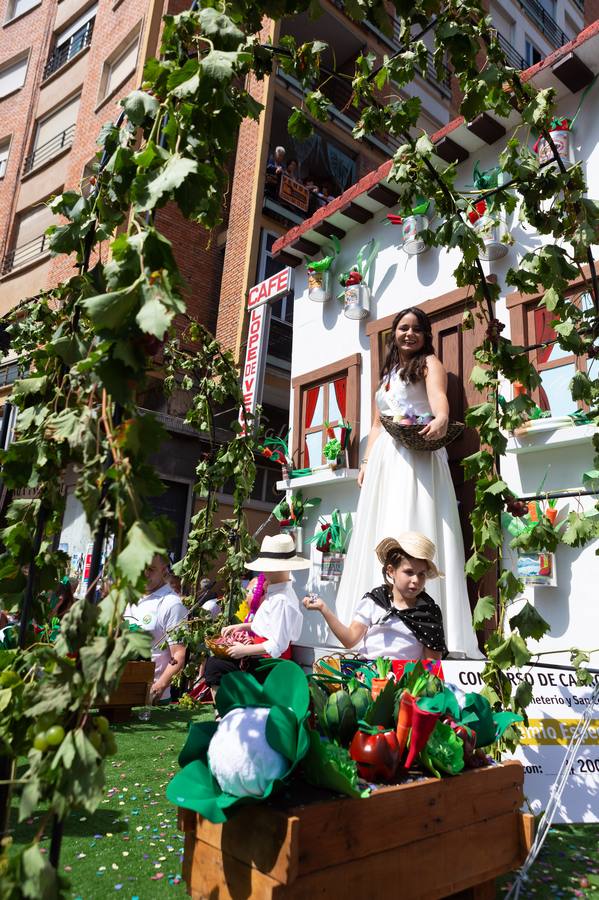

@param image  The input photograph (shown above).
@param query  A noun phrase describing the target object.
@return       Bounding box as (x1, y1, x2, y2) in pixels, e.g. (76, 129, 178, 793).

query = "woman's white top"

(352, 593, 424, 660)
(376, 368, 432, 419)
(251, 581, 303, 657)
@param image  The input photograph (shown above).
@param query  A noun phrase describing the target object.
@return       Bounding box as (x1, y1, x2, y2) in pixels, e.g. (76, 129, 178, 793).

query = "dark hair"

(381, 545, 431, 585)
(380, 307, 435, 385)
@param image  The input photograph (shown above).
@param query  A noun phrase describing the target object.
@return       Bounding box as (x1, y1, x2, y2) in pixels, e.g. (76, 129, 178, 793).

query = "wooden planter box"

(98, 660, 155, 723)
(178, 760, 533, 899)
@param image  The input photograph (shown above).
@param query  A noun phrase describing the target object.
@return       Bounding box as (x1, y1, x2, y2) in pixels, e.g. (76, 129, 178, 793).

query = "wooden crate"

(98, 660, 155, 723)
(178, 760, 533, 899)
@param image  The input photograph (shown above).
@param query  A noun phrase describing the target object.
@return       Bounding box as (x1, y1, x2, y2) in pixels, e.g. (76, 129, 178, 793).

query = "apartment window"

(0, 54, 28, 98)
(44, 4, 96, 80)
(538, 0, 556, 15)
(6, 0, 39, 20)
(0, 138, 10, 178)
(525, 39, 543, 67)
(98, 26, 140, 103)
(0, 361, 19, 386)
(24, 94, 80, 174)
(291, 354, 361, 469)
(1, 201, 56, 276)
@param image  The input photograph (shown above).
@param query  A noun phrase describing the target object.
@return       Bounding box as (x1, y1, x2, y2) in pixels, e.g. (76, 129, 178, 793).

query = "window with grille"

(44, 5, 96, 79)
(2, 200, 57, 275)
(25, 94, 80, 173)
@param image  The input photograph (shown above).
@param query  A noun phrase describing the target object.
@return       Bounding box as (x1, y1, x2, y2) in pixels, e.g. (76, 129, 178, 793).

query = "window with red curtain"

(530, 298, 592, 417)
(302, 376, 348, 467)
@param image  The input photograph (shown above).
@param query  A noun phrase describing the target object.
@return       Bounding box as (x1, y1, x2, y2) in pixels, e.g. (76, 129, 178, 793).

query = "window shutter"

(35, 94, 80, 150)
(55, 3, 97, 47)
(15, 203, 55, 248)
(0, 56, 28, 98)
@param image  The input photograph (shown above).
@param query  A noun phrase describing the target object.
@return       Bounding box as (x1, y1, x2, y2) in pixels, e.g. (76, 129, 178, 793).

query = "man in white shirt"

(124, 555, 188, 701)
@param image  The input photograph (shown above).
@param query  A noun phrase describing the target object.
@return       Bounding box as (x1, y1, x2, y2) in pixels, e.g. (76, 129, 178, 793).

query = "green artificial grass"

(11, 705, 214, 900)
(10, 707, 599, 898)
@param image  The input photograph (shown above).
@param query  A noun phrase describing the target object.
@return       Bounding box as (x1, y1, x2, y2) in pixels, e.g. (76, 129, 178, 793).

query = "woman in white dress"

(335, 307, 482, 659)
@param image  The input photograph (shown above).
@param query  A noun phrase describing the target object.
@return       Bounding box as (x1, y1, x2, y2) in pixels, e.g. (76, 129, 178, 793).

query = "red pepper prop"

(467, 199, 487, 224)
(395, 691, 415, 758)
(319, 523, 331, 553)
(344, 270, 363, 286)
(387, 213, 403, 225)
(349, 726, 400, 783)
(443, 717, 483, 768)
(404, 704, 440, 770)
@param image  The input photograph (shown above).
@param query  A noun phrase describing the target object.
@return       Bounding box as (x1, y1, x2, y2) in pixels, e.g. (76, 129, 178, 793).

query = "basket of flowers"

(380, 414, 464, 451)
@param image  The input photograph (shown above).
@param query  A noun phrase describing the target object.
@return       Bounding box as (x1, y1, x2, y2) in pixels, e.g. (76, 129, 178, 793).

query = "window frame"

(0, 136, 11, 178)
(291, 353, 361, 469)
(97, 24, 141, 106)
(0, 52, 29, 99)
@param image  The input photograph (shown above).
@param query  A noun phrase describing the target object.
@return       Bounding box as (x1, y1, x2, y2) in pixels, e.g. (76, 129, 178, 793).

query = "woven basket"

(312, 652, 362, 693)
(380, 416, 464, 451)
(205, 637, 233, 659)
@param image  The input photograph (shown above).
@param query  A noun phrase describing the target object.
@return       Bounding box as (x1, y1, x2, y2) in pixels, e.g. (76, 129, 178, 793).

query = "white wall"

(288, 91, 599, 660)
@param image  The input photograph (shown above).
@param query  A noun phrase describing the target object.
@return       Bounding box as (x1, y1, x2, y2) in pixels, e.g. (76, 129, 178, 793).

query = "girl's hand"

(303, 594, 325, 612)
(357, 464, 367, 488)
(227, 642, 249, 659)
(419, 415, 448, 440)
(221, 623, 241, 638)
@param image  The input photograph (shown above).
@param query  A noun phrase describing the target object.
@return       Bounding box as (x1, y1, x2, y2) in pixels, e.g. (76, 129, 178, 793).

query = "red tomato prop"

(349, 726, 400, 783)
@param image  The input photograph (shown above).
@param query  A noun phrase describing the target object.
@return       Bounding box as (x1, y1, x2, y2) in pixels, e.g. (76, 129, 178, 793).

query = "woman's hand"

(419, 415, 448, 440)
(303, 595, 325, 612)
(226, 642, 249, 659)
(221, 623, 241, 638)
(357, 463, 367, 487)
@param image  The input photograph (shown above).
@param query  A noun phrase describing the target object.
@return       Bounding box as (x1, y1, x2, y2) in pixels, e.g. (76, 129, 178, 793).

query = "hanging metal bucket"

(537, 129, 573, 170)
(402, 215, 429, 256)
(473, 215, 508, 261)
(344, 283, 370, 320)
(307, 269, 332, 303)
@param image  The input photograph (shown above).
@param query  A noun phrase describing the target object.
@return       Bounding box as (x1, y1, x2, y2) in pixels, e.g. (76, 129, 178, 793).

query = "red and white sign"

(247, 268, 293, 310)
(239, 269, 294, 434)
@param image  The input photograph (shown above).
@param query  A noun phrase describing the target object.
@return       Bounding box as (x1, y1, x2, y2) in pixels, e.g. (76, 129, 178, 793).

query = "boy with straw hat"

(304, 531, 448, 660)
(204, 534, 310, 690)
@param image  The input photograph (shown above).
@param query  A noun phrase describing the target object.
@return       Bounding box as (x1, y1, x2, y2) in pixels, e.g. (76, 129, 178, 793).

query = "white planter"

(537, 129, 573, 169)
(343, 283, 370, 320)
(307, 269, 332, 303)
(473, 214, 508, 261)
(402, 215, 429, 256)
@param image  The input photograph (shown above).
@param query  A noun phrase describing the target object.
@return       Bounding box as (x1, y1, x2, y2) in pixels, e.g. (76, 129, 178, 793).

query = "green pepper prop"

(166, 660, 310, 823)
(349, 724, 400, 783)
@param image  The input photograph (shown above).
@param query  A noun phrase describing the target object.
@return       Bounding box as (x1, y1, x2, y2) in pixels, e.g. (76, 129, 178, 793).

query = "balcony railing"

(1, 233, 49, 275)
(495, 32, 528, 70)
(43, 18, 94, 80)
(572, 0, 584, 11)
(23, 124, 76, 174)
(518, 0, 569, 50)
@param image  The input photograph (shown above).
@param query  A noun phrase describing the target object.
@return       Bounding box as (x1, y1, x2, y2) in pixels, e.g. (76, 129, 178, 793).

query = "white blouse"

(251, 581, 303, 657)
(353, 593, 424, 660)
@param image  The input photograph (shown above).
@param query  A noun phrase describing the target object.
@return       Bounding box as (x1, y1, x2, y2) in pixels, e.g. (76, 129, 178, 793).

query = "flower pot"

(343, 283, 370, 320)
(307, 269, 332, 303)
(320, 552, 344, 581)
(402, 215, 429, 256)
(537, 129, 573, 169)
(472, 214, 508, 261)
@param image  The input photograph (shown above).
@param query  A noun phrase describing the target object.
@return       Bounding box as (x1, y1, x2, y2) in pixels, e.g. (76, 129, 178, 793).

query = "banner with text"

(442, 661, 599, 823)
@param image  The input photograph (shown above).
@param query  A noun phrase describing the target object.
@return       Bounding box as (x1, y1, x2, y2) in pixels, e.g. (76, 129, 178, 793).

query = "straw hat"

(246, 533, 311, 572)
(375, 532, 443, 579)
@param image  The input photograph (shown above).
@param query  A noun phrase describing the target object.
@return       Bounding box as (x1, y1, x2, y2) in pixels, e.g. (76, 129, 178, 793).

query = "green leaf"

(120, 90, 160, 125)
(514, 680, 533, 710)
(132, 155, 198, 213)
(136, 294, 173, 338)
(116, 522, 164, 584)
(22, 844, 60, 899)
(469, 365, 491, 388)
(465, 551, 492, 581)
(485, 480, 508, 496)
(287, 107, 313, 141)
(200, 49, 247, 82)
(472, 594, 496, 628)
(415, 133, 434, 156)
(542, 287, 560, 311)
(82, 284, 141, 330)
(197, 8, 244, 49)
(509, 601, 550, 641)
(11, 376, 48, 402)
(561, 511, 597, 547)
(488, 634, 531, 669)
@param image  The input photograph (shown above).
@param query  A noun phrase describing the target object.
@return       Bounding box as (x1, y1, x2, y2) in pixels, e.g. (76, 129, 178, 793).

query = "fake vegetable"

(404, 704, 440, 769)
(322, 689, 358, 745)
(349, 683, 371, 720)
(419, 721, 465, 778)
(208, 707, 287, 797)
(349, 725, 400, 783)
(301, 729, 365, 798)
(395, 691, 414, 758)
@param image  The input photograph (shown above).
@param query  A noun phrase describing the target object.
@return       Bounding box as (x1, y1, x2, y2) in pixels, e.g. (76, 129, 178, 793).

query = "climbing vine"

(0, 0, 598, 893)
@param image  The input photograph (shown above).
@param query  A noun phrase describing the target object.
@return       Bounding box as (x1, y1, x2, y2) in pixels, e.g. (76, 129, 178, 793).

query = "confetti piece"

(151, 873, 165, 881)
(111, 863, 119, 870)
(114, 885, 123, 891)
(122, 851, 129, 857)
(77, 853, 86, 859)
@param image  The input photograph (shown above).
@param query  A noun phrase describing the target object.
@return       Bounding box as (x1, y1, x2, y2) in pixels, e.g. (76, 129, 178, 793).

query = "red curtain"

(304, 385, 320, 428)
(534, 308, 557, 365)
(333, 377, 347, 421)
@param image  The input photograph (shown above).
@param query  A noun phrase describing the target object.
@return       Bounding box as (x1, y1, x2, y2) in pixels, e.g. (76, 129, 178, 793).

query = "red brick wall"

(585, 0, 599, 26)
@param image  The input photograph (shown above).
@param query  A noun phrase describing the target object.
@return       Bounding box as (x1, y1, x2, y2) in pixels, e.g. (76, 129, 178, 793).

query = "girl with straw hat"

(303, 532, 447, 660)
(204, 534, 309, 690)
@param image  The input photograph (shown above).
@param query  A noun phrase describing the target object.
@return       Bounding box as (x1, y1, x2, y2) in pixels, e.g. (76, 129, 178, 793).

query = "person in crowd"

(203, 533, 308, 693)
(266, 146, 286, 176)
(304, 533, 447, 659)
(303, 175, 319, 194)
(124, 554, 188, 702)
(334, 306, 482, 659)
(285, 158, 299, 180)
(317, 183, 335, 205)
(51, 577, 76, 618)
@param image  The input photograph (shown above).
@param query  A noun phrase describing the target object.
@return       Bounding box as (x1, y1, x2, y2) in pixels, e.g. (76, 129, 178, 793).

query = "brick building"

(0, 0, 593, 567)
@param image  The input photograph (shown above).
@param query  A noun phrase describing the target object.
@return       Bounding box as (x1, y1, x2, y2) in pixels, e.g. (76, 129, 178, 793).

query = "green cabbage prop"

(166, 661, 310, 823)
(419, 721, 465, 778)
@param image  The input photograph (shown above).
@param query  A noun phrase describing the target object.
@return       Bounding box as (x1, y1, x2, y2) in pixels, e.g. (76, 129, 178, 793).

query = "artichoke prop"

(166, 661, 310, 823)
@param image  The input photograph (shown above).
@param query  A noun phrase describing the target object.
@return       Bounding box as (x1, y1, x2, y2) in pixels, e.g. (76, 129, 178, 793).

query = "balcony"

(23, 124, 76, 174)
(518, 0, 569, 50)
(43, 18, 94, 80)
(495, 32, 527, 70)
(1, 233, 49, 275)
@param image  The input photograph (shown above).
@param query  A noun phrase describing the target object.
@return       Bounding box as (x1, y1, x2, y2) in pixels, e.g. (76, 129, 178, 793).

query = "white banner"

(442, 661, 599, 823)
